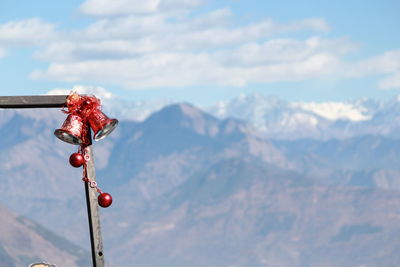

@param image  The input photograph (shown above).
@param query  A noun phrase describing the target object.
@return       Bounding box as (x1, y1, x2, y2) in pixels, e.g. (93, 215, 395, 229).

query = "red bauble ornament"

(98, 192, 112, 208)
(69, 153, 85, 168)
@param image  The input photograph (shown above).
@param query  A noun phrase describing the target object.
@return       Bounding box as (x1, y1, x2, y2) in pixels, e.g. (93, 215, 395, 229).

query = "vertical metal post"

(84, 145, 105, 267)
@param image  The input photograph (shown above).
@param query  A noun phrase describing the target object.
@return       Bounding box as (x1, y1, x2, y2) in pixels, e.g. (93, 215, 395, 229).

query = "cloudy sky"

(0, 0, 399, 104)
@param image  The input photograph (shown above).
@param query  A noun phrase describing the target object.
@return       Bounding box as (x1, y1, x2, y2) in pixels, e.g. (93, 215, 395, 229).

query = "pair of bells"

(54, 109, 118, 145)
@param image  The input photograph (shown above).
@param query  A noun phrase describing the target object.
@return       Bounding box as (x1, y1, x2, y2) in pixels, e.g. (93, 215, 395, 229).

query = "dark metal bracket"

(0, 95, 68, 108)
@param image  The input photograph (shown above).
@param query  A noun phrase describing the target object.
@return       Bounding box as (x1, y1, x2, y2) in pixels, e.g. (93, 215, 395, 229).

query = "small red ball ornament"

(98, 192, 112, 208)
(69, 153, 85, 168)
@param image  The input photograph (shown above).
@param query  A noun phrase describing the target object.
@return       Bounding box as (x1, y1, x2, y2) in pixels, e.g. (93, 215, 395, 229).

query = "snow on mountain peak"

(293, 101, 371, 121)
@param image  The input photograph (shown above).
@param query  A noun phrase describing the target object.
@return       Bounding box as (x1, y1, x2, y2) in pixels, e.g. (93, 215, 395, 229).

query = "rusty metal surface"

(84, 146, 105, 267)
(0, 95, 68, 108)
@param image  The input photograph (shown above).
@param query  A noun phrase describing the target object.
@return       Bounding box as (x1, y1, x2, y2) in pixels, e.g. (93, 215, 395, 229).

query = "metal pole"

(0, 95, 68, 108)
(84, 145, 105, 267)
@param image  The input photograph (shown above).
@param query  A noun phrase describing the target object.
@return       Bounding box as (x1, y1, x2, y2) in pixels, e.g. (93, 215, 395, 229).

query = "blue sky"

(0, 0, 399, 105)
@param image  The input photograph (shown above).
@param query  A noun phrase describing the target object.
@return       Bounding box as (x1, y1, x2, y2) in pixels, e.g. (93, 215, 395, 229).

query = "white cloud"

(0, 0, 397, 92)
(34, 40, 157, 62)
(46, 85, 114, 100)
(31, 50, 341, 88)
(220, 37, 356, 67)
(188, 8, 233, 29)
(0, 0, 384, 92)
(347, 49, 400, 90)
(79, 0, 161, 16)
(35, 14, 332, 65)
(379, 72, 400, 90)
(0, 18, 56, 58)
(0, 18, 56, 46)
(350, 50, 400, 76)
(79, 0, 203, 17)
(293, 18, 330, 33)
(31, 4, 340, 89)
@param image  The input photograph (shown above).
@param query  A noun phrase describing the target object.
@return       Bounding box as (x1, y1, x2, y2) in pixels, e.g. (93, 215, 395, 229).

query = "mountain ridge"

(47, 88, 400, 139)
(0, 204, 91, 267)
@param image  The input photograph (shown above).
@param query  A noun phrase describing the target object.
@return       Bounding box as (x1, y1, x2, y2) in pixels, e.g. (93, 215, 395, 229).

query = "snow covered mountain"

(207, 93, 400, 140)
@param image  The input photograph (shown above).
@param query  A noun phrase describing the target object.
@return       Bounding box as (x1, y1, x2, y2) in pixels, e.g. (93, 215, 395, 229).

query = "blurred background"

(0, 0, 400, 266)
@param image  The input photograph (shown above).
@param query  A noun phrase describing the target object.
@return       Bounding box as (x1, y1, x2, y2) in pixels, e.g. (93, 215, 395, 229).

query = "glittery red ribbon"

(64, 93, 101, 117)
(63, 93, 102, 145)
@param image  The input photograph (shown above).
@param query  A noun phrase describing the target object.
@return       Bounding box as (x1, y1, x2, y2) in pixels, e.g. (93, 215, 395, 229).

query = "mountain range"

(49, 88, 400, 139)
(0, 99, 400, 266)
(97, 92, 400, 140)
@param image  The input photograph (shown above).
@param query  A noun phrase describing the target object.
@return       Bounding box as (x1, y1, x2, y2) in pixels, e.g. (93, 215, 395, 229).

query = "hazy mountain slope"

(0, 109, 94, 247)
(101, 103, 291, 197)
(0, 104, 291, 263)
(272, 136, 400, 190)
(0, 204, 90, 267)
(273, 135, 400, 170)
(105, 158, 400, 267)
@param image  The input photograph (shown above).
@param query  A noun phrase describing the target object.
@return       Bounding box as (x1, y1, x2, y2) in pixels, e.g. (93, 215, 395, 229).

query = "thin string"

(81, 145, 103, 194)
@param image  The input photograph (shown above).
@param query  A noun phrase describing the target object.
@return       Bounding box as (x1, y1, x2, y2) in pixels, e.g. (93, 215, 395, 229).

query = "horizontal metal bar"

(0, 95, 68, 108)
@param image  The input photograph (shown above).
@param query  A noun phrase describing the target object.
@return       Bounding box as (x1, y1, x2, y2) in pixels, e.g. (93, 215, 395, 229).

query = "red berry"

(69, 153, 85, 168)
(98, 193, 112, 208)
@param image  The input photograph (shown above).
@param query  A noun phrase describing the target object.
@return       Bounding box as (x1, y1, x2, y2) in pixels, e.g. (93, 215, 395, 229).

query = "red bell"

(54, 114, 84, 145)
(87, 109, 118, 141)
